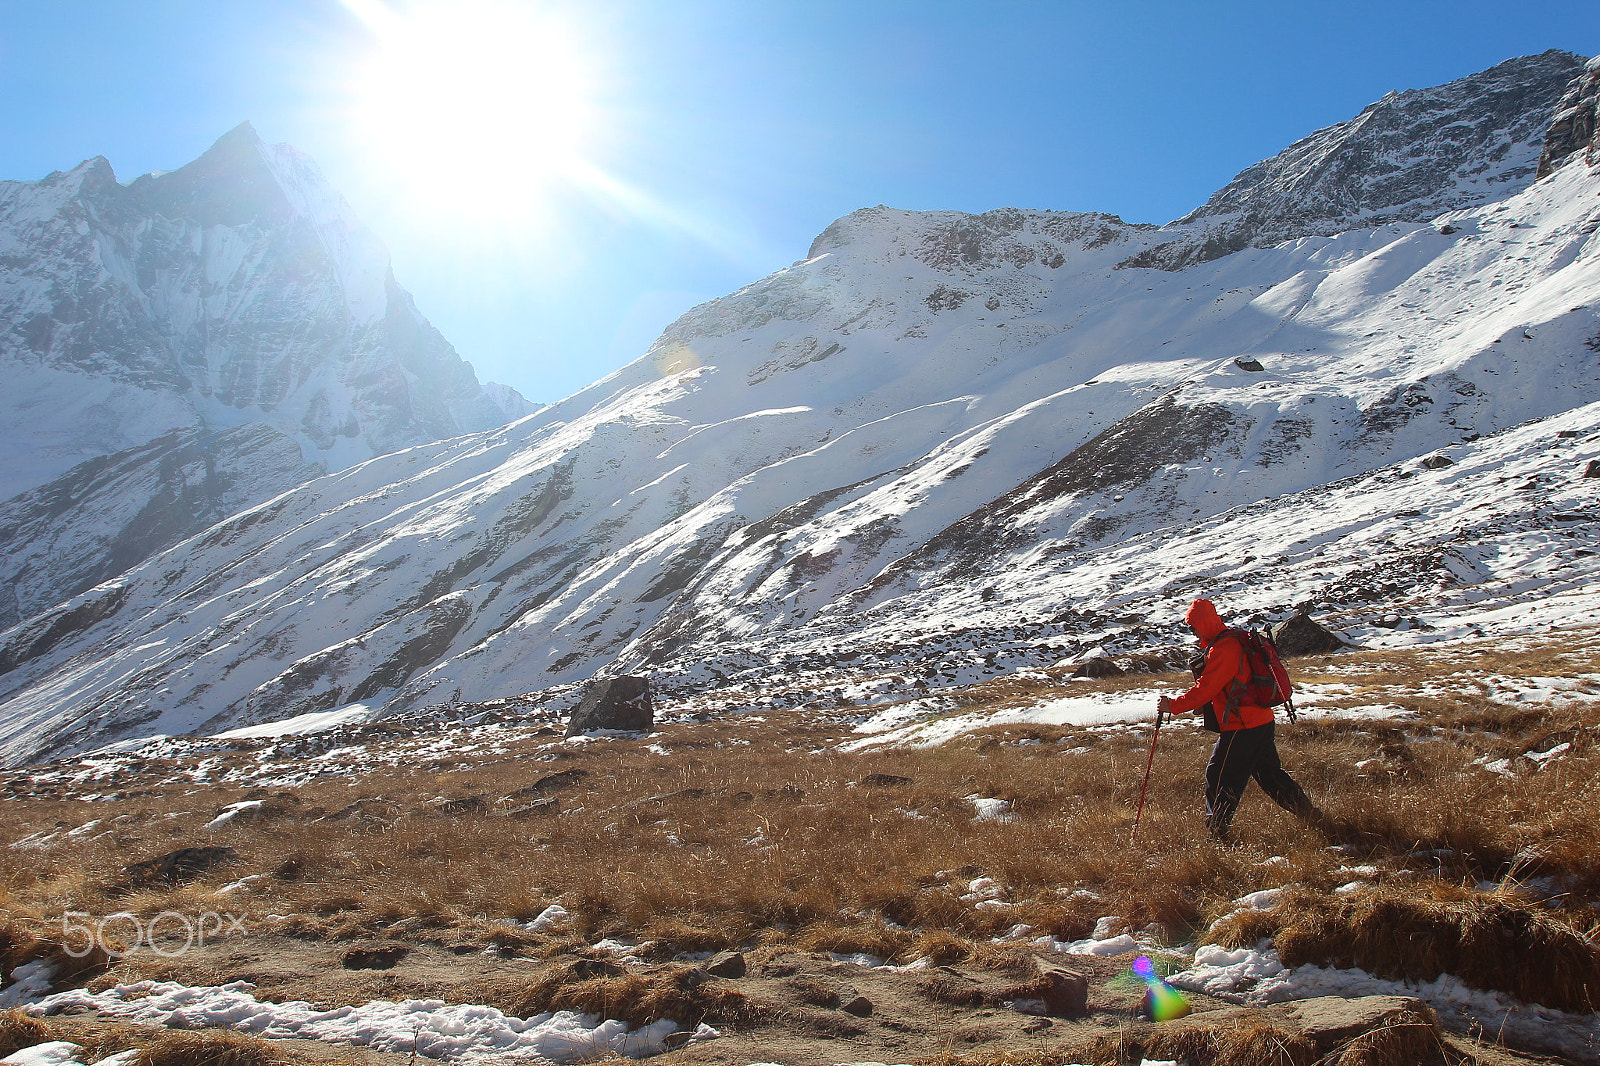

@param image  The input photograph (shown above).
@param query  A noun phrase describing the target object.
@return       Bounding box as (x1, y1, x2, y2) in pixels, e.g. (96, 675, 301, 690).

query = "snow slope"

(0, 56, 1596, 764)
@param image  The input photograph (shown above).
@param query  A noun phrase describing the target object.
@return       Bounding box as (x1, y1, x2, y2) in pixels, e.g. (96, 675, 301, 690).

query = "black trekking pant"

(1204, 723, 1314, 839)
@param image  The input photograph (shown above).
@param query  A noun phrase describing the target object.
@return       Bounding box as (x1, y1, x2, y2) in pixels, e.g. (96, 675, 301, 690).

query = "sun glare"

(342, 0, 602, 218)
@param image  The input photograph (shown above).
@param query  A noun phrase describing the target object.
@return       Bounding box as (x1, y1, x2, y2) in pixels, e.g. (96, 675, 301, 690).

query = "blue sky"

(0, 1, 1594, 404)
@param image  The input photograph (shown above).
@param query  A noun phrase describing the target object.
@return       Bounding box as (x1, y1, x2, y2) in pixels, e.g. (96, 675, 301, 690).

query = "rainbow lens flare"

(1131, 955, 1192, 1021)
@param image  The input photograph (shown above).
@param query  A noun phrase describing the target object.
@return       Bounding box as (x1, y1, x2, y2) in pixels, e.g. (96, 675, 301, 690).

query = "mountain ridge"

(0, 53, 1597, 764)
(0, 122, 534, 628)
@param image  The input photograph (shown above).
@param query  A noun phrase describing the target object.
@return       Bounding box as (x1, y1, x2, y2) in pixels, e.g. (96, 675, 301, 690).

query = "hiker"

(1157, 598, 1320, 841)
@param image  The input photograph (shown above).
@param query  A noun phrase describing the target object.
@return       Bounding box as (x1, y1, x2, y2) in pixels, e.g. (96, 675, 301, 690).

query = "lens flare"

(1131, 955, 1191, 1022)
(653, 344, 701, 377)
(339, 0, 604, 227)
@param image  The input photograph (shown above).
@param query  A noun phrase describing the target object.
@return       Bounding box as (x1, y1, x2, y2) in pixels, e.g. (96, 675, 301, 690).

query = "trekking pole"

(1131, 702, 1164, 844)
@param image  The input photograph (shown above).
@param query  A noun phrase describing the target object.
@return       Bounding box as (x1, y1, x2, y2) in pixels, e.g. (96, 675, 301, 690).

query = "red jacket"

(1168, 599, 1273, 730)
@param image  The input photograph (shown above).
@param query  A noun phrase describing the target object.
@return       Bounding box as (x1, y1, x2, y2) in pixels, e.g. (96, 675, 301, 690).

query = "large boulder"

(1271, 613, 1348, 657)
(1072, 656, 1124, 679)
(566, 675, 653, 735)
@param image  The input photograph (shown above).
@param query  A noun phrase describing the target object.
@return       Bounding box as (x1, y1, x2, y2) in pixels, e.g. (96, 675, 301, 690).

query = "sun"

(341, 0, 602, 216)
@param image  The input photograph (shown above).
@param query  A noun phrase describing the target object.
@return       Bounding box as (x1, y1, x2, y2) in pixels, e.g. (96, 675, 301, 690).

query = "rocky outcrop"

(1537, 54, 1600, 176)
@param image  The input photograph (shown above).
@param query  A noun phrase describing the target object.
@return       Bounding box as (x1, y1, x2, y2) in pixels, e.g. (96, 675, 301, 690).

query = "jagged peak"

(1113, 50, 1589, 272)
(122, 120, 296, 228)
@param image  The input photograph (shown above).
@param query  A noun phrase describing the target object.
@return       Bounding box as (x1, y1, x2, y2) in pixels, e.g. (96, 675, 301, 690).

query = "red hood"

(1186, 598, 1226, 643)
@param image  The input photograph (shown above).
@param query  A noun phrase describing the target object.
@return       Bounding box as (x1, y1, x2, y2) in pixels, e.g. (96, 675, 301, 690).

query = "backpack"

(1191, 627, 1296, 730)
(1225, 627, 1296, 723)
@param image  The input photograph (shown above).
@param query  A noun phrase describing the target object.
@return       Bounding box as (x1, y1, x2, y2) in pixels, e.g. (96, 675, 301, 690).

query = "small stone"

(1033, 959, 1088, 1017)
(841, 995, 874, 1017)
(705, 950, 747, 978)
(341, 941, 410, 970)
(500, 797, 559, 819)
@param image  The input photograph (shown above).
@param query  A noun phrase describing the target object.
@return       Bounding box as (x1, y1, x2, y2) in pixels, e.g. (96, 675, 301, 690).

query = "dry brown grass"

(936, 1007, 1449, 1066)
(1072, 1016, 1318, 1066)
(1, 627, 1598, 1019)
(0, 1009, 53, 1057)
(1272, 883, 1600, 1013)
(0, 1012, 286, 1066)
(0, 912, 117, 989)
(130, 1029, 287, 1066)
(494, 959, 749, 1028)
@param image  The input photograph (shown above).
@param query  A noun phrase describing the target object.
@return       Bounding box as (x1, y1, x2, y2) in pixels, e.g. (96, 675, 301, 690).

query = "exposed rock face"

(1538, 54, 1600, 176)
(1124, 51, 1588, 270)
(566, 675, 654, 735)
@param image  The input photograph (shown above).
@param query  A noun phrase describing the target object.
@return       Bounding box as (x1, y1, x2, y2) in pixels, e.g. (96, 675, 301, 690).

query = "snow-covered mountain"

(1, 54, 1597, 765)
(0, 123, 533, 627)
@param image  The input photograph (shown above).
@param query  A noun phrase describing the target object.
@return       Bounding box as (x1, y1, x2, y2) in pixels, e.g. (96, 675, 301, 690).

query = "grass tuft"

(1272, 884, 1600, 1012)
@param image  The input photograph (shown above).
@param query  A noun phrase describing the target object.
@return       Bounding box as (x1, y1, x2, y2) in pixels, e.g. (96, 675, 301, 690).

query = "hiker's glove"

(1157, 695, 1173, 725)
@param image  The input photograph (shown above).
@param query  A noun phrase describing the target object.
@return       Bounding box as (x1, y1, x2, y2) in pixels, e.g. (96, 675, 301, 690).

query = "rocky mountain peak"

(124, 121, 293, 228)
(0, 127, 532, 630)
(1123, 50, 1589, 270)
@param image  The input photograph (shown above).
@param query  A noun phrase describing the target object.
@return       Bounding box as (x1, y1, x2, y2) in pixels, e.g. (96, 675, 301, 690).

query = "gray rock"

(566, 675, 653, 735)
(500, 797, 560, 819)
(1285, 995, 1443, 1059)
(1072, 656, 1124, 679)
(1271, 613, 1348, 657)
(1420, 454, 1454, 469)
